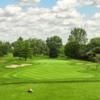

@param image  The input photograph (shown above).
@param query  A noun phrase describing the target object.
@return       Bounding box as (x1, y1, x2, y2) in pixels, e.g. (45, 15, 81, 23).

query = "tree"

(87, 37, 100, 50)
(68, 28, 87, 44)
(13, 37, 32, 60)
(13, 37, 24, 58)
(0, 41, 11, 57)
(0, 42, 4, 57)
(21, 40, 32, 61)
(46, 36, 62, 58)
(92, 47, 100, 54)
(2, 42, 11, 55)
(64, 42, 80, 58)
(29, 38, 48, 56)
(86, 37, 100, 62)
(64, 28, 87, 59)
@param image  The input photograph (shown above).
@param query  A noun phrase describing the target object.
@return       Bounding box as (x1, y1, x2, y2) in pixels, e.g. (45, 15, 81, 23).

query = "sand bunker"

(6, 64, 32, 69)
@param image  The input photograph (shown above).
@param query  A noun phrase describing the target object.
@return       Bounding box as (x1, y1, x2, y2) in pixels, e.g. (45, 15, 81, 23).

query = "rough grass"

(0, 55, 100, 100)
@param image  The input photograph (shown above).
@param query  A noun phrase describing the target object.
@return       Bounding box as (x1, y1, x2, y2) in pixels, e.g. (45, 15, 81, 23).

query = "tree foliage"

(64, 42, 80, 58)
(13, 37, 32, 60)
(46, 36, 62, 58)
(86, 38, 100, 62)
(0, 41, 11, 57)
(68, 28, 87, 44)
(29, 38, 48, 56)
(87, 37, 100, 50)
(0, 27, 99, 63)
(65, 28, 87, 59)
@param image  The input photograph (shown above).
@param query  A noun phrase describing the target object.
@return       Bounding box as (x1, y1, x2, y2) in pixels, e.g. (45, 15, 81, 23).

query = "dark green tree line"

(46, 36, 62, 58)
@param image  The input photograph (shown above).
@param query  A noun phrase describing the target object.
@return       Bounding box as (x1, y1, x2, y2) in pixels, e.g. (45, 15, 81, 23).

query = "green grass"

(1, 82, 100, 100)
(0, 55, 100, 100)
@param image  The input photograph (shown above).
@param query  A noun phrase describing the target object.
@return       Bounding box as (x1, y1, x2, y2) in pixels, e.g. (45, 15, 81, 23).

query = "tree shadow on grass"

(1, 79, 100, 85)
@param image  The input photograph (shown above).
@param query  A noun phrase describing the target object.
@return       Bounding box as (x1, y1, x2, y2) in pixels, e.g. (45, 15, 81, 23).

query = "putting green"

(0, 58, 98, 83)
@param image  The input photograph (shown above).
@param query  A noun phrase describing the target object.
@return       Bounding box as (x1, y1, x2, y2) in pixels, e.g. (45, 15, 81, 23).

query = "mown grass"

(0, 54, 100, 100)
(1, 82, 100, 100)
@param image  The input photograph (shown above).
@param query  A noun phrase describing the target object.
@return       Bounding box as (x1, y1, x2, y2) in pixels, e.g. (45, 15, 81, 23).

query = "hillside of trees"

(0, 28, 100, 62)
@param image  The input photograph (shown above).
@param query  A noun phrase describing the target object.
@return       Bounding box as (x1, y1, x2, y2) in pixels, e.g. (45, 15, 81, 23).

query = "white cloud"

(19, 0, 41, 6)
(85, 12, 100, 39)
(0, 0, 99, 43)
(78, 0, 100, 7)
(53, 0, 77, 11)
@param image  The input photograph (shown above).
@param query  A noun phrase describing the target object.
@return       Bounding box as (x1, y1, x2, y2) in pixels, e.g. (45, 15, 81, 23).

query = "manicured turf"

(1, 82, 100, 100)
(0, 55, 100, 100)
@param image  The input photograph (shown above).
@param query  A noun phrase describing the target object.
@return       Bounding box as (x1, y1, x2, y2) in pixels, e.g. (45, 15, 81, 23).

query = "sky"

(0, 0, 100, 43)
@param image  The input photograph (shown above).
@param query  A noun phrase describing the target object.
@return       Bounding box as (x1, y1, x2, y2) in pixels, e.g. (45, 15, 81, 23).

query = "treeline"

(0, 42, 11, 57)
(0, 28, 100, 62)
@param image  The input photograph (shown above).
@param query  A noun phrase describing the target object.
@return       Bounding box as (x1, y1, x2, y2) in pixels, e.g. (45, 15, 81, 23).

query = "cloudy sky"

(0, 0, 100, 43)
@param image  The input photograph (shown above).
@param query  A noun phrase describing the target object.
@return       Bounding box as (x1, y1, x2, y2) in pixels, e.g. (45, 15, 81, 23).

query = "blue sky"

(0, 0, 18, 7)
(0, 0, 99, 16)
(37, 0, 57, 8)
(77, 5, 100, 17)
(0, 0, 57, 7)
